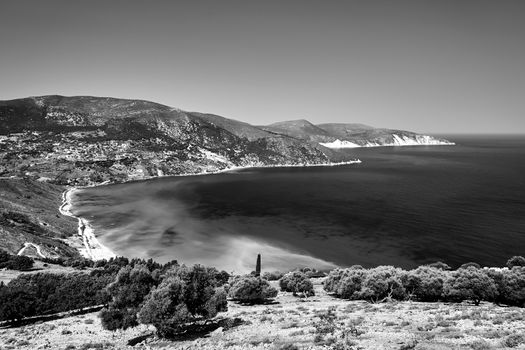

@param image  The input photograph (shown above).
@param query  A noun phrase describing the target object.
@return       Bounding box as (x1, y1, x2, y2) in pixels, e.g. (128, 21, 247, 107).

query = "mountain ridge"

(0, 95, 452, 186)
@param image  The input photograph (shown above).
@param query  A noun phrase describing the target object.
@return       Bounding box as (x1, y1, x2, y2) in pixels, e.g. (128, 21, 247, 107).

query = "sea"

(69, 135, 525, 273)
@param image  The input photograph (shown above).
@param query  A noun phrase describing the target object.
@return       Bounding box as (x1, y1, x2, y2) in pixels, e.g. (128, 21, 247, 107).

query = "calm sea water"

(70, 135, 525, 272)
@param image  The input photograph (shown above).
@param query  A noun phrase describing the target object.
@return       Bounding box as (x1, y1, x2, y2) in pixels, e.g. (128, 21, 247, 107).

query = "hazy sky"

(1, 0, 524, 133)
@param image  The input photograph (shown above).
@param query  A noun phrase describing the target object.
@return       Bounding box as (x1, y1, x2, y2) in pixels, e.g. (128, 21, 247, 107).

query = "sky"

(1, 0, 524, 134)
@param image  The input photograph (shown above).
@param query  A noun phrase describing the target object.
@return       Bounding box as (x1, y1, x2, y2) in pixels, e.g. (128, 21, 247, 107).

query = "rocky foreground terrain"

(1, 279, 524, 350)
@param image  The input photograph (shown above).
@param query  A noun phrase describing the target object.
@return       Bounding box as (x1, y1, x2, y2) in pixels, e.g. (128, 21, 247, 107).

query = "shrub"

(324, 265, 364, 295)
(503, 334, 525, 348)
(101, 264, 158, 330)
(0, 253, 34, 271)
(0, 249, 10, 263)
(100, 308, 139, 331)
(138, 271, 227, 338)
(507, 256, 525, 269)
(358, 266, 407, 301)
(443, 267, 497, 305)
(403, 266, 448, 302)
(501, 267, 525, 306)
(228, 276, 277, 303)
(324, 268, 345, 294)
(426, 261, 451, 271)
(0, 271, 112, 321)
(459, 262, 481, 269)
(279, 271, 315, 297)
(485, 268, 506, 305)
(262, 271, 284, 281)
(335, 268, 367, 300)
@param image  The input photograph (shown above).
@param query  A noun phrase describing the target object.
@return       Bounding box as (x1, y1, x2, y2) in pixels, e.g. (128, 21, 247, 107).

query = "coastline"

(59, 188, 116, 261)
(57, 160, 361, 261)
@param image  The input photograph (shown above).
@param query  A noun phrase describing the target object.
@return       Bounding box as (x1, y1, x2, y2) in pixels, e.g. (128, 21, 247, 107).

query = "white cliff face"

(319, 134, 455, 149)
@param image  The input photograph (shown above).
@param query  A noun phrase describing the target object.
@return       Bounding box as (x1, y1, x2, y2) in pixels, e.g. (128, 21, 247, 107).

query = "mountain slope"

(0, 96, 331, 185)
(0, 95, 454, 185)
(262, 119, 333, 142)
(261, 120, 454, 148)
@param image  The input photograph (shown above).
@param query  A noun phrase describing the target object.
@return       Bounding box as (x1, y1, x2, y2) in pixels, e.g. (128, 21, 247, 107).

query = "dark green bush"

(426, 261, 451, 271)
(0, 271, 113, 321)
(323, 265, 365, 296)
(402, 266, 447, 302)
(458, 262, 481, 269)
(0, 250, 34, 271)
(443, 267, 497, 305)
(335, 268, 367, 300)
(279, 271, 315, 297)
(507, 256, 525, 269)
(101, 264, 158, 329)
(137, 267, 227, 338)
(0, 249, 10, 263)
(228, 276, 278, 303)
(262, 271, 284, 281)
(358, 266, 407, 302)
(100, 308, 138, 331)
(501, 267, 525, 307)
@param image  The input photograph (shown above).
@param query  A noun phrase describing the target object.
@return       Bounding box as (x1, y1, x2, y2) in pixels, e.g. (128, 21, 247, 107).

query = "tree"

(507, 256, 525, 269)
(228, 276, 277, 304)
(0, 249, 10, 263)
(279, 271, 315, 297)
(100, 264, 158, 330)
(358, 266, 407, 302)
(501, 267, 525, 306)
(426, 261, 451, 271)
(458, 262, 481, 269)
(138, 273, 227, 338)
(443, 267, 497, 305)
(0, 255, 34, 270)
(335, 268, 367, 300)
(324, 266, 364, 295)
(402, 266, 447, 302)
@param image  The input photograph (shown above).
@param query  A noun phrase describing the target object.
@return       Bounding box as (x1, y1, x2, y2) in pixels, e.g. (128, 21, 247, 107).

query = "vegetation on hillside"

(324, 257, 525, 307)
(1, 255, 525, 342)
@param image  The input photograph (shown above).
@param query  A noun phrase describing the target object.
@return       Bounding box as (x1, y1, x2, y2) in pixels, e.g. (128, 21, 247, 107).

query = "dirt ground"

(1, 279, 524, 350)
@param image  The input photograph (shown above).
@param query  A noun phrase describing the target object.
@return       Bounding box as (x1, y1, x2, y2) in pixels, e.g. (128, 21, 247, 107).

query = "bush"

(279, 271, 315, 297)
(503, 334, 525, 348)
(0, 249, 10, 263)
(100, 308, 138, 331)
(485, 268, 506, 305)
(323, 266, 364, 296)
(0, 251, 34, 271)
(358, 266, 407, 301)
(459, 262, 481, 269)
(262, 271, 284, 281)
(426, 261, 451, 271)
(335, 268, 367, 300)
(228, 276, 277, 303)
(501, 267, 525, 307)
(0, 271, 113, 321)
(138, 269, 227, 338)
(507, 256, 525, 269)
(403, 266, 448, 302)
(443, 267, 497, 305)
(101, 264, 158, 330)
(324, 268, 345, 294)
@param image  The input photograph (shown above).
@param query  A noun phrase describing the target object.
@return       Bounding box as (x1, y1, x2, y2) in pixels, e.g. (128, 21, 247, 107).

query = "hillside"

(1, 278, 522, 350)
(265, 121, 454, 148)
(0, 95, 453, 186)
(0, 96, 330, 186)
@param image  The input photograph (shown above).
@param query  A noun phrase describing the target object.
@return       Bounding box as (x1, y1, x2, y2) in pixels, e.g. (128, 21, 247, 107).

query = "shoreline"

(59, 188, 116, 261)
(57, 160, 362, 261)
